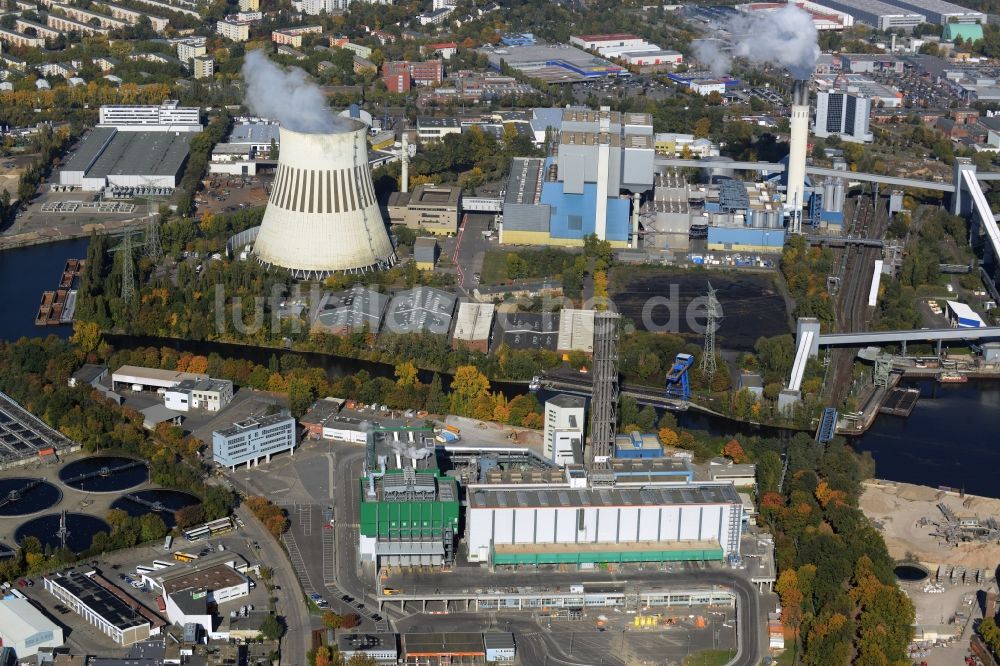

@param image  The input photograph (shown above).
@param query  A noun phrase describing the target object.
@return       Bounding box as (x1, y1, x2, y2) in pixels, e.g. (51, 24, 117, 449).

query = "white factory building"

(814, 89, 874, 142)
(164, 378, 234, 412)
(0, 595, 64, 658)
(465, 481, 743, 566)
(98, 101, 202, 132)
(543, 394, 585, 464)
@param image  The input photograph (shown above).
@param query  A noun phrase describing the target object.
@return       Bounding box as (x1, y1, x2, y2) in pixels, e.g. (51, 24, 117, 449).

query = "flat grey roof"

(214, 412, 292, 438)
(820, 0, 925, 18)
(504, 157, 545, 205)
(547, 394, 585, 409)
(62, 127, 117, 173)
(316, 285, 388, 332)
(483, 632, 515, 650)
(386, 286, 456, 334)
(467, 482, 741, 509)
(336, 633, 397, 653)
(87, 131, 192, 178)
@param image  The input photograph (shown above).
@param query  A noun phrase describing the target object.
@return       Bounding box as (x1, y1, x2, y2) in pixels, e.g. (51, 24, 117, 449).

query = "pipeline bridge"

(653, 157, 960, 192)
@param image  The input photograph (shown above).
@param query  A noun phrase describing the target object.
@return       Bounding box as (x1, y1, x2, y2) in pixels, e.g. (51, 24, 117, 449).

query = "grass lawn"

(684, 649, 737, 666)
(480, 250, 512, 285)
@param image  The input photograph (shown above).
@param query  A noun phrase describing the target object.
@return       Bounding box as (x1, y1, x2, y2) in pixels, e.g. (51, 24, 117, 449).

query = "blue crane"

(665, 353, 694, 401)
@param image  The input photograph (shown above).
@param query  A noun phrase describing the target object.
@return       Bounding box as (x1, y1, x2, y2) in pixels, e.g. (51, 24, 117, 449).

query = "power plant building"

(465, 482, 743, 566)
(500, 108, 653, 247)
(359, 454, 461, 567)
(252, 121, 397, 278)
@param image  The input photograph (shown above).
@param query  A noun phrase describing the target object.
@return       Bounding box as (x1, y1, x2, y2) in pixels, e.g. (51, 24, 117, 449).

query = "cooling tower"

(786, 79, 810, 233)
(253, 120, 396, 278)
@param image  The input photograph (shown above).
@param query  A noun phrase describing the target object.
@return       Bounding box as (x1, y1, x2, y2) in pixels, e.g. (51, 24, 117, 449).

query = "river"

(0, 237, 90, 341)
(3, 241, 1000, 497)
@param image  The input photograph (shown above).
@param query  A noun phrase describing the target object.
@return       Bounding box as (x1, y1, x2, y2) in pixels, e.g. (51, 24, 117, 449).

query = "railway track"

(828, 189, 889, 406)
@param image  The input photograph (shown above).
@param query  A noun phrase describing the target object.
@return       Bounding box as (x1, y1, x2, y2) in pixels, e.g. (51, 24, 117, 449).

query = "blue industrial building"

(707, 226, 786, 252)
(540, 164, 631, 244)
(614, 432, 664, 459)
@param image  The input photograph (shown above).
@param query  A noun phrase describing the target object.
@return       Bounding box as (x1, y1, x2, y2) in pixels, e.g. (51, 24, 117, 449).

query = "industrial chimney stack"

(786, 79, 810, 233)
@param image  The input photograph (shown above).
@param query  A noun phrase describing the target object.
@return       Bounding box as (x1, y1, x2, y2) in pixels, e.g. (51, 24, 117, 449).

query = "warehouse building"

(44, 572, 152, 646)
(314, 285, 389, 335)
(946, 300, 986, 328)
(556, 308, 596, 353)
(465, 483, 743, 566)
(212, 412, 297, 469)
(877, 0, 984, 24)
(496, 312, 560, 350)
(451, 301, 495, 352)
(385, 287, 456, 335)
(111, 365, 208, 392)
(58, 128, 193, 191)
(0, 596, 63, 658)
(811, 0, 925, 29)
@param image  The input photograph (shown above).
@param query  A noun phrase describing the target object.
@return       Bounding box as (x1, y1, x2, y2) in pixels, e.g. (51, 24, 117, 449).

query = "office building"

(814, 89, 873, 142)
(212, 412, 296, 469)
(416, 116, 461, 142)
(98, 101, 202, 132)
(337, 634, 399, 662)
(386, 184, 462, 235)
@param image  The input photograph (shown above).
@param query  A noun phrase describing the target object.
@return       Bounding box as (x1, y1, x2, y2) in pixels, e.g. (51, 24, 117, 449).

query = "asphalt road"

(234, 503, 312, 666)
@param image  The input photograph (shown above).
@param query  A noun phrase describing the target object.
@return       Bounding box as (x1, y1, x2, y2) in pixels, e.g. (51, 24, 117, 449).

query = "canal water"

(0, 238, 90, 341)
(4, 241, 1000, 498)
(851, 379, 1000, 499)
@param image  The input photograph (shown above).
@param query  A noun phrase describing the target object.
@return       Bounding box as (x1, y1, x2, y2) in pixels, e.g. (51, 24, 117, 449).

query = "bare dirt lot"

(861, 479, 1000, 569)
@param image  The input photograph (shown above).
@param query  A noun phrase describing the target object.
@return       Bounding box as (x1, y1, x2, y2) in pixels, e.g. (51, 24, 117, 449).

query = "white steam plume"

(694, 5, 820, 80)
(241, 50, 348, 133)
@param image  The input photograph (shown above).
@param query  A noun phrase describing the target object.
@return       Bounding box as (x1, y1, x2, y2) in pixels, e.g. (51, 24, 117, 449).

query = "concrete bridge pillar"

(952, 158, 976, 217)
(796, 317, 822, 359)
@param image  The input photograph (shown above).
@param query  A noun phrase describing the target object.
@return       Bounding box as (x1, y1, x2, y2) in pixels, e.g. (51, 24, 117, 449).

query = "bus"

(173, 552, 198, 563)
(163, 535, 173, 551)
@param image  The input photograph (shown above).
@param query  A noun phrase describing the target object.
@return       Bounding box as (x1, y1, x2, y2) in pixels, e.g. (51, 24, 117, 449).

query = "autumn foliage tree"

(722, 438, 747, 463)
(244, 496, 288, 538)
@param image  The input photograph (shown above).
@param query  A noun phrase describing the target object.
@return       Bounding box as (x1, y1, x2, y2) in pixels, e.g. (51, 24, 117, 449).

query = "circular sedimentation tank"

(110, 489, 201, 529)
(59, 455, 148, 493)
(0, 477, 62, 516)
(894, 564, 929, 582)
(16, 513, 110, 553)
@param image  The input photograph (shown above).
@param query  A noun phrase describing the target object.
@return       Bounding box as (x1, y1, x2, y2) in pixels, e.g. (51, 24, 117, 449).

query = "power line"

(701, 282, 721, 380)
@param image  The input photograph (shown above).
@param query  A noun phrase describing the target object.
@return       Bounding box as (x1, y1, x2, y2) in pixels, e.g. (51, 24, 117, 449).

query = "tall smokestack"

(786, 80, 809, 233)
(401, 132, 409, 194)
